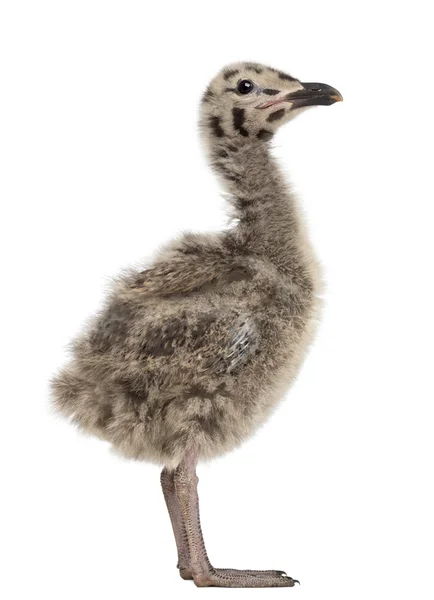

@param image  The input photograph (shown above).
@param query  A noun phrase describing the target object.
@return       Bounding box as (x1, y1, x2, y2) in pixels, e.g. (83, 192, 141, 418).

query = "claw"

(281, 574, 300, 585)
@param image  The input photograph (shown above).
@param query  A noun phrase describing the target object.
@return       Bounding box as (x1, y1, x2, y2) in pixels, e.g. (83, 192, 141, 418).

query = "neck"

(206, 134, 316, 275)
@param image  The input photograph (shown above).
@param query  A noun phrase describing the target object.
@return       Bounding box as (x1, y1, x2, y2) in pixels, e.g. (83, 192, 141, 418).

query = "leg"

(172, 449, 299, 588)
(160, 467, 192, 579)
(161, 466, 288, 582)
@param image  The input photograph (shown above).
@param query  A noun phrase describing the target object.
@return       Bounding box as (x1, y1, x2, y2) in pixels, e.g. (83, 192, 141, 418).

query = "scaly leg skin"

(167, 450, 299, 588)
(161, 468, 192, 579)
(161, 467, 290, 582)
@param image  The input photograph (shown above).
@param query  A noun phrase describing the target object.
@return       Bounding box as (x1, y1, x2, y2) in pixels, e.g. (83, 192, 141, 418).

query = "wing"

(202, 316, 259, 374)
(120, 309, 259, 376)
(84, 279, 260, 376)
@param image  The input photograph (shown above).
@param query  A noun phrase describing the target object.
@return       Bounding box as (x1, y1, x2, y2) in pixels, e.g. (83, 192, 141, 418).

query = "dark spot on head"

(209, 115, 225, 138)
(278, 72, 297, 81)
(262, 88, 280, 96)
(257, 129, 274, 141)
(245, 63, 263, 74)
(267, 108, 285, 122)
(202, 87, 215, 103)
(224, 87, 236, 93)
(232, 107, 249, 137)
(223, 68, 239, 80)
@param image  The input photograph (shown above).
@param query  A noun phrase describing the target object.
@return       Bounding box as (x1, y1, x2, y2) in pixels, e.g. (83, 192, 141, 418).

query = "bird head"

(200, 62, 342, 143)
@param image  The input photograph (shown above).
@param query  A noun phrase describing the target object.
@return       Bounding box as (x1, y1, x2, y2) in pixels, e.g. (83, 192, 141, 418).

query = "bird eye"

(237, 80, 254, 95)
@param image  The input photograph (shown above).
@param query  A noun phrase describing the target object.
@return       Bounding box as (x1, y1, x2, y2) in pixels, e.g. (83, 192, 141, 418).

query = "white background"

(1, 1, 433, 599)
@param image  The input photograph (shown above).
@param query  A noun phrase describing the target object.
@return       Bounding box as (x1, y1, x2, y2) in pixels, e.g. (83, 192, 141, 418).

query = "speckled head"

(200, 61, 342, 145)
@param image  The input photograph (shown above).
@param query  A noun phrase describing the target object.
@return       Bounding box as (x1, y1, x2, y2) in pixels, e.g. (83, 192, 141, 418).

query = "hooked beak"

(257, 82, 343, 109)
(286, 82, 343, 108)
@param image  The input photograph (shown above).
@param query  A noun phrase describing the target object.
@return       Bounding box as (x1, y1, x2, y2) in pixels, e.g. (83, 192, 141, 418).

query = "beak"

(285, 82, 343, 108)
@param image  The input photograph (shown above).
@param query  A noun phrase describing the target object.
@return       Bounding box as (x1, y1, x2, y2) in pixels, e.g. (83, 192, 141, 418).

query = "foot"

(179, 567, 290, 581)
(192, 568, 299, 588)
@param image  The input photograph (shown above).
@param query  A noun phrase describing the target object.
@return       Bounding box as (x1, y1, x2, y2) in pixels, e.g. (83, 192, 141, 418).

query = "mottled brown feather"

(50, 62, 323, 469)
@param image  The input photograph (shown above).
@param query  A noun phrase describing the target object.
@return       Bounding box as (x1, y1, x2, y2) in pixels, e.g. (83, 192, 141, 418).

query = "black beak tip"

(329, 90, 343, 104)
(292, 82, 343, 108)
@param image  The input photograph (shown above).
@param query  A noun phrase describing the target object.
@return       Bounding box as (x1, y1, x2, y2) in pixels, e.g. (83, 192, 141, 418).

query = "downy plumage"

(51, 62, 342, 588)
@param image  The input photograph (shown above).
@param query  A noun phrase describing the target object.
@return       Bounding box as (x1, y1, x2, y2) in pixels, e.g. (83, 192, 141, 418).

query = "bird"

(50, 61, 342, 588)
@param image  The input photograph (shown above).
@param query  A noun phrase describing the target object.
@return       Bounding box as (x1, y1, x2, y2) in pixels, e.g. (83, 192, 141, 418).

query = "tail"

(50, 366, 112, 439)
